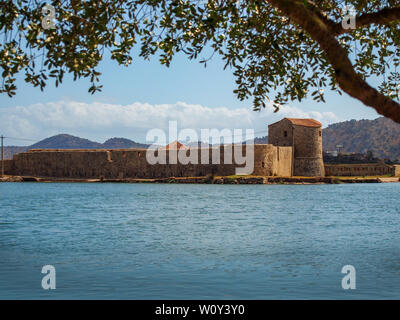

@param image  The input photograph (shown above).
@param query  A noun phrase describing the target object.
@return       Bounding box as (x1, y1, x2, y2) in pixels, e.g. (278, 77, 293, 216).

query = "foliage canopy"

(1, 0, 400, 122)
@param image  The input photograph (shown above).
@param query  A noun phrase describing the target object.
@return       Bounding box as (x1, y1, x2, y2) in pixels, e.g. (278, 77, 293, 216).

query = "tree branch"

(265, 0, 400, 123)
(335, 7, 400, 35)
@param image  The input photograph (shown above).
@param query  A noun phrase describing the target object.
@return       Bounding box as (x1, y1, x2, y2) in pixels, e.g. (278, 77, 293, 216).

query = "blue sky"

(0, 51, 381, 146)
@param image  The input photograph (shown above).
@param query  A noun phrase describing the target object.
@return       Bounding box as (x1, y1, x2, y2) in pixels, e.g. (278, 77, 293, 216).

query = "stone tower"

(268, 118, 325, 177)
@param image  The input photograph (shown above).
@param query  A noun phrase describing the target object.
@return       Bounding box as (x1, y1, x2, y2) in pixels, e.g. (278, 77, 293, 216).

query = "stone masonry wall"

(325, 164, 398, 177)
(275, 147, 293, 176)
(2, 160, 14, 174)
(292, 125, 322, 159)
(268, 120, 293, 147)
(268, 119, 324, 177)
(5, 144, 293, 178)
(292, 124, 324, 177)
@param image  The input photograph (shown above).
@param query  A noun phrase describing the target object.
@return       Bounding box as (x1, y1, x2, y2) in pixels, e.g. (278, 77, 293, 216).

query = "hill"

(29, 134, 103, 149)
(102, 138, 148, 149)
(322, 117, 400, 161)
(3, 134, 149, 159)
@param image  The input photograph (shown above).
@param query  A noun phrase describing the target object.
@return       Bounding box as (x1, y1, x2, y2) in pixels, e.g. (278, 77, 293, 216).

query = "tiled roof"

(161, 141, 189, 150)
(285, 118, 322, 128)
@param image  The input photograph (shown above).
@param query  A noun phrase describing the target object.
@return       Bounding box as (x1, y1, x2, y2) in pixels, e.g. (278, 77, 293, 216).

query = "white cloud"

(0, 100, 339, 145)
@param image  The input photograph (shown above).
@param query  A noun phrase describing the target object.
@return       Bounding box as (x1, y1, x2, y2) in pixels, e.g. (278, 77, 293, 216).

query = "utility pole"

(1, 135, 4, 177)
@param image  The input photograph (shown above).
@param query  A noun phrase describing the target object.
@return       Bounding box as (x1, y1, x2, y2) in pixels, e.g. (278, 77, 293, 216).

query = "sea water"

(0, 182, 399, 299)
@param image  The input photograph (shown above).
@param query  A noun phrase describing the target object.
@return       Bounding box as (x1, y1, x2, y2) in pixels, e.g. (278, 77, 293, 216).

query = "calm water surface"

(0, 182, 399, 299)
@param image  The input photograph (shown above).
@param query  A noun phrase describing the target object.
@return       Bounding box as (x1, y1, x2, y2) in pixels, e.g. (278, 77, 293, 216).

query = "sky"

(0, 49, 381, 146)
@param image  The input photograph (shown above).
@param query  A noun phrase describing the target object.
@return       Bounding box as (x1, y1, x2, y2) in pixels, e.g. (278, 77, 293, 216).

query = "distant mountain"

(3, 134, 149, 159)
(322, 117, 400, 161)
(103, 138, 148, 149)
(29, 134, 103, 149)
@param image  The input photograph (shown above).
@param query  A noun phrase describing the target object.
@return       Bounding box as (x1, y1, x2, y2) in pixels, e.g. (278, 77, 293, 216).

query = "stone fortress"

(268, 118, 324, 176)
(2, 118, 399, 179)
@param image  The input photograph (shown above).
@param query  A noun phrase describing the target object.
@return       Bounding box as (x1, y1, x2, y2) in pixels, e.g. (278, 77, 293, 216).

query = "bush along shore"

(1, 175, 399, 184)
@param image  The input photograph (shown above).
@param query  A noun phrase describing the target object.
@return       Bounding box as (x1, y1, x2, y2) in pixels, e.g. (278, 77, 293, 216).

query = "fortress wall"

(108, 149, 148, 178)
(3, 160, 14, 174)
(253, 144, 275, 176)
(12, 150, 111, 178)
(292, 125, 322, 158)
(294, 158, 325, 177)
(325, 164, 397, 177)
(5, 144, 292, 179)
(268, 120, 293, 147)
(395, 165, 400, 177)
(7, 144, 291, 178)
(275, 147, 293, 177)
(292, 125, 324, 177)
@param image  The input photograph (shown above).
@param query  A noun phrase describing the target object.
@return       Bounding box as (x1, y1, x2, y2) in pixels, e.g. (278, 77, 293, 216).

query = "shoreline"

(1, 175, 399, 184)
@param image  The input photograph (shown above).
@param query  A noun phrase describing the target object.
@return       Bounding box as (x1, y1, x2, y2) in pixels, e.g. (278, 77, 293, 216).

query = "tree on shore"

(1, 0, 400, 122)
